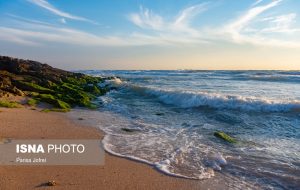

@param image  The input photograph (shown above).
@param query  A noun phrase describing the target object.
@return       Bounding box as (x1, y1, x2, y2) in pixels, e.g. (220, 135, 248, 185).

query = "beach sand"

(0, 107, 227, 190)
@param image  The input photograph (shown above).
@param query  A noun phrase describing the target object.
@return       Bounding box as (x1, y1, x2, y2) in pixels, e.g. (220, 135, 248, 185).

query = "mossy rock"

(26, 91, 40, 96)
(41, 108, 70, 113)
(84, 84, 102, 95)
(0, 100, 22, 108)
(214, 131, 237, 143)
(38, 94, 70, 109)
(56, 100, 70, 109)
(10, 87, 25, 96)
(1, 56, 110, 110)
(41, 109, 51, 113)
(27, 98, 39, 106)
(86, 103, 98, 109)
(15, 81, 54, 94)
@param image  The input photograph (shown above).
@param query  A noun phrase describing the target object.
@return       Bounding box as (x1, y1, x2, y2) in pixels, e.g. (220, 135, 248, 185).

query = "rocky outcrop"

(0, 55, 109, 110)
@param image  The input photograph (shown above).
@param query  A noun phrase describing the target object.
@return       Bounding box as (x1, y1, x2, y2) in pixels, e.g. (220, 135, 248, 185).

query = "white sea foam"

(210, 153, 227, 171)
(112, 77, 123, 84)
(102, 135, 215, 180)
(123, 85, 300, 112)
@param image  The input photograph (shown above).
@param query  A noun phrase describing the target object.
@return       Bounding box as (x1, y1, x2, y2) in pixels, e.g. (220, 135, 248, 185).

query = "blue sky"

(0, 0, 300, 70)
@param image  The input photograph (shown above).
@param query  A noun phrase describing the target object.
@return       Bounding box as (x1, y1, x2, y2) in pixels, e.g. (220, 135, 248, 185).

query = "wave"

(245, 75, 300, 83)
(146, 89, 300, 112)
(230, 72, 300, 83)
(107, 80, 300, 112)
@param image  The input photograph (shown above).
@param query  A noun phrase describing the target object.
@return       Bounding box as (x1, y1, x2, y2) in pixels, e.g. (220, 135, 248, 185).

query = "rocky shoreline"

(0, 56, 110, 111)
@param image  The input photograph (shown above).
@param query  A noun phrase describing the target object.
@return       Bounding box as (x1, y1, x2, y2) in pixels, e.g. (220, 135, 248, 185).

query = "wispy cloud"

(129, 3, 207, 33)
(128, 6, 164, 30)
(174, 4, 207, 28)
(6, 13, 53, 26)
(2, 1, 300, 49)
(0, 29, 39, 46)
(222, 0, 300, 48)
(0, 26, 127, 46)
(227, 0, 282, 34)
(260, 13, 299, 33)
(126, 1, 300, 48)
(0, 18, 174, 47)
(252, 0, 264, 7)
(127, 3, 209, 45)
(27, 0, 98, 24)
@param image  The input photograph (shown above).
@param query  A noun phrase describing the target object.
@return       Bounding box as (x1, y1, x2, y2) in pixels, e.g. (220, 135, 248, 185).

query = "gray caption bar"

(0, 139, 104, 165)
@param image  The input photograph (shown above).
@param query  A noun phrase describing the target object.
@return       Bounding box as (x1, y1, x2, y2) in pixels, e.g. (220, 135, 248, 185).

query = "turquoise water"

(83, 70, 300, 189)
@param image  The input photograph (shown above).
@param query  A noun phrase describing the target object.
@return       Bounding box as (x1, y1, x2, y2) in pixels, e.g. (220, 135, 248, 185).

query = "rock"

(47, 180, 57, 186)
(121, 128, 139, 132)
(0, 55, 108, 109)
(0, 89, 11, 97)
(0, 138, 11, 144)
(12, 87, 25, 96)
(214, 131, 237, 143)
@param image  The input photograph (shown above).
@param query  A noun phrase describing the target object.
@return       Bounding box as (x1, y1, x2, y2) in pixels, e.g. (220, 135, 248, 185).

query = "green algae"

(214, 131, 237, 143)
(17, 81, 54, 94)
(41, 108, 70, 113)
(37, 94, 70, 109)
(0, 100, 22, 108)
(27, 98, 39, 106)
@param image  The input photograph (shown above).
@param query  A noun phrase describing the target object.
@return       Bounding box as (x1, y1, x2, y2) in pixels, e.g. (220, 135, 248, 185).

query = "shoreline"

(0, 106, 229, 190)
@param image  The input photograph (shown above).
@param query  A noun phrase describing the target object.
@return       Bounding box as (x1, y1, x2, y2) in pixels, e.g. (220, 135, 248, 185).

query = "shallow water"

(79, 70, 300, 189)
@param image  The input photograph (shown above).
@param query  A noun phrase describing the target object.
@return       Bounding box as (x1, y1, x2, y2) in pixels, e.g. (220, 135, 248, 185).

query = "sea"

(73, 70, 300, 189)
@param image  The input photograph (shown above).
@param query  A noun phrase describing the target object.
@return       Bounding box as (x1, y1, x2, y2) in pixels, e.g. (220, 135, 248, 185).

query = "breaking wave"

(117, 83, 300, 112)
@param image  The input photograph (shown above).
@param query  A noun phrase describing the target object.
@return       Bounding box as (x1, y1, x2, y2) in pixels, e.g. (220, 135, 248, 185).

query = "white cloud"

(260, 13, 300, 33)
(129, 4, 207, 33)
(60, 18, 66, 24)
(221, 0, 300, 48)
(6, 13, 53, 26)
(27, 0, 98, 24)
(126, 2, 300, 48)
(0, 20, 178, 47)
(174, 4, 207, 27)
(128, 6, 164, 30)
(252, 0, 264, 7)
(227, 0, 282, 33)
(2, 1, 300, 49)
(0, 30, 39, 46)
(127, 3, 209, 44)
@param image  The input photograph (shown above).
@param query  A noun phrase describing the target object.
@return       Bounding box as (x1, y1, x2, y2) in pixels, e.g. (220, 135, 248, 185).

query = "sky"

(0, 0, 300, 70)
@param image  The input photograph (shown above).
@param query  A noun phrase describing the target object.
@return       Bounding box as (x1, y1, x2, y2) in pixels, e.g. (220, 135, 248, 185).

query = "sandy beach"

(0, 106, 228, 190)
(1, 0, 300, 189)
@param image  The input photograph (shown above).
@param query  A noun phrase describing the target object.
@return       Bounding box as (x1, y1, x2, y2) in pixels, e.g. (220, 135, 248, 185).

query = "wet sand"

(0, 107, 228, 190)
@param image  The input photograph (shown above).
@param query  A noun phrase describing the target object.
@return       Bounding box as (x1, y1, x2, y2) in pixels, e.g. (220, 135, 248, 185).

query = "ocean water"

(80, 70, 300, 189)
